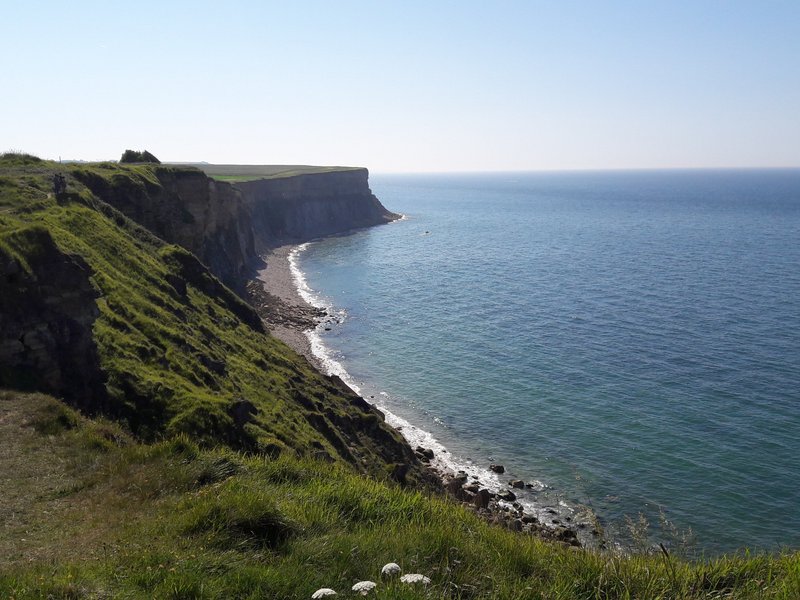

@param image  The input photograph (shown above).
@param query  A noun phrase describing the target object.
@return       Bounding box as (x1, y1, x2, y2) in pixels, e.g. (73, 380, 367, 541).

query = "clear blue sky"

(3, 1, 799, 172)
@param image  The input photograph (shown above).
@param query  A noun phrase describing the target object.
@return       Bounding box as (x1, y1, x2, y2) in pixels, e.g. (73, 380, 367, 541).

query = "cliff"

(72, 165, 256, 292)
(0, 154, 423, 481)
(0, 225, 107, 413)
(72, 164, 398, 290)
(236, 168, 399, 250)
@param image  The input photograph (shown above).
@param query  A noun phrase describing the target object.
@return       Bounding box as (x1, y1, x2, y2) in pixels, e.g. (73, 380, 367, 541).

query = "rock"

(473, 488, 492, 509)
(554, 527, 580, 547)
(490, 464, 505, 474)
(497, 490, 516, 502)
(446, 478, 465, 495)
(415, 446, 434, 460)
(464, 483, 480, 494)
(508, 519, 523, 532)
(521, 514, 538, 524)
(509, 479, 525, 489)
(0, 227, 106, 412)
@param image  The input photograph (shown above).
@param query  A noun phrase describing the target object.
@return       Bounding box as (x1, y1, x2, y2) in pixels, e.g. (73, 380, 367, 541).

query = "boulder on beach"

(473, 488, 492, 509)
(490, 464, 505, 474)
(497, 490, 516, 502)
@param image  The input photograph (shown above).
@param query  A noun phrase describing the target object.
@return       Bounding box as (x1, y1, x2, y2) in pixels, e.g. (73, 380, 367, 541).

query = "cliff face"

(73, 166, 397, 289)
(237, 168, 399, 250)
(0, 226, 107, 412)
(72, 167, 257, 291)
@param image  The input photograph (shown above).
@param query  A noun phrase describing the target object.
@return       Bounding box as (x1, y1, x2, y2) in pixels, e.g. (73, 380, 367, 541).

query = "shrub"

(120, 149, 160, 164)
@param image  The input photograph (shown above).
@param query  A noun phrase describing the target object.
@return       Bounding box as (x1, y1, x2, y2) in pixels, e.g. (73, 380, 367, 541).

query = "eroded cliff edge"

(74, 165, 398, 291)
(236, 168, 399, 251)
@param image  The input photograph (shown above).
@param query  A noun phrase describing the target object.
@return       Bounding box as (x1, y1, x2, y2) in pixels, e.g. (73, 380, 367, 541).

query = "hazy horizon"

(4, 1, 799, 172)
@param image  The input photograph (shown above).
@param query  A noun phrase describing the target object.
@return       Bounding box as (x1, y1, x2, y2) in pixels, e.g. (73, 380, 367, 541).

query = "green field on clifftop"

(179, 163, 363, 182)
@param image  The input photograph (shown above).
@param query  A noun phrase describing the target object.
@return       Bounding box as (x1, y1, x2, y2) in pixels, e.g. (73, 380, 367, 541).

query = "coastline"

(250, 242, 599, 549)
(249, 245, 324, 366)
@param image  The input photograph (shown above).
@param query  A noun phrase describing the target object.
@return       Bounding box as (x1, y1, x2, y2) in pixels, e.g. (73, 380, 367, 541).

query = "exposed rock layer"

(73, 167, 256, 292)
(74, 166, 396, 291)
(0, 226, 107, 412)
(237, 169, 399, 250)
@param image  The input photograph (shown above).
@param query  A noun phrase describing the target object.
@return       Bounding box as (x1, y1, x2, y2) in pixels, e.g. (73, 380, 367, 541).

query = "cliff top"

(180, 163, 364, 182)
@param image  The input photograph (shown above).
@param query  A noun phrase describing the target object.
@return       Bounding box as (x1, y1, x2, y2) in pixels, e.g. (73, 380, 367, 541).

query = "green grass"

(176, 163, 364, 182)
(2, 391, 799, 599)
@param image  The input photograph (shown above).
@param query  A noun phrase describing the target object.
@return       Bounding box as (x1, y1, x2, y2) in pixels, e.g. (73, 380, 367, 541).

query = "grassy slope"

(2, 392, 799, 599)
(176, 163, 363, 182)
(0, 154, 412, 474)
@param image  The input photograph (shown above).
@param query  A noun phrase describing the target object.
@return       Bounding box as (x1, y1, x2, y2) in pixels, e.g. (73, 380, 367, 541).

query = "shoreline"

(250, 243, 597, 549)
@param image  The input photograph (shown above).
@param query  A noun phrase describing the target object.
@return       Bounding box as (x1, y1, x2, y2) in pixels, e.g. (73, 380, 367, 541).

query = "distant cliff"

(236, 168, 399, 251)
(72, 166, 256, 292)
(74, 165, 398, 290)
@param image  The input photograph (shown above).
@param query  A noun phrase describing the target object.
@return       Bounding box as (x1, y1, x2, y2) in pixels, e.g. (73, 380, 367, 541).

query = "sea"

(290, 169, 800, 556)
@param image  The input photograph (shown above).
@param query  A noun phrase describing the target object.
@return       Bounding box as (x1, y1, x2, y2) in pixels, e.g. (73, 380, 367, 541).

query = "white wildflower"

(351, 580, 376, 595)
(400, 574, 431, 585)
(380, 562, 401, 577)
(311, 588, 337, 599)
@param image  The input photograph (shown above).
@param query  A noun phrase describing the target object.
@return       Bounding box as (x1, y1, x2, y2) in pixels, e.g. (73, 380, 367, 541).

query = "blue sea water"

(294, 169, 800, 555)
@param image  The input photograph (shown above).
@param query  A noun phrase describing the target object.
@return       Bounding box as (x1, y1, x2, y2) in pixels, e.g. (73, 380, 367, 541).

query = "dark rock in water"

(452, 472, 469, 484)
(473, 488, 492, 510)
(464, 483, 481, 494)
(497, 490, 516, 502)
(522, 514, 538, 525)
(490, 464, 505, 474)
(509, 479, 525, 489)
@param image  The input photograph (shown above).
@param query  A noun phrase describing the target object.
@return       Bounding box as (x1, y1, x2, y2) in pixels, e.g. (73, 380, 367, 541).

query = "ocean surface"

(292, 169, 800, 555)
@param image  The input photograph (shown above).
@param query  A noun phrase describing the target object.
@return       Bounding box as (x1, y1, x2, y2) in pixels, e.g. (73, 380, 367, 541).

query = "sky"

(2, 1, 799, 172)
